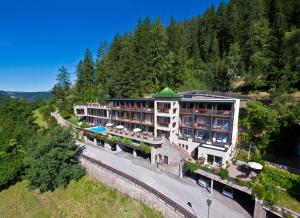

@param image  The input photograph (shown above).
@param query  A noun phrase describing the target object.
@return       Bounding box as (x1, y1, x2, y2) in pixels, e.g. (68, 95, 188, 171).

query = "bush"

(252, 181, 280, 205)
(120, 137, 133, 146)
(80, 122, 90, 128)
(140, 142, 151, 154)
(60, 110, 70, 119)
(184, 161, 198, 173)
(219, 168, 230, 180)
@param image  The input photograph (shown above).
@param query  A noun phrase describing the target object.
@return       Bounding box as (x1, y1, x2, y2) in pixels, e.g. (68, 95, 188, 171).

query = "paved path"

(80, 142, 252, 218)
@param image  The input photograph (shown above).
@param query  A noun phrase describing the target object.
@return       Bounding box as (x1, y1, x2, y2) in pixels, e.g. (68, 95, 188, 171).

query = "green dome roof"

(154, 87, 179, 98)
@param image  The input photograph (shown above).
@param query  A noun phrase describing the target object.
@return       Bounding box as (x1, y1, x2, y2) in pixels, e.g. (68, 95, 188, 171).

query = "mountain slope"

(0, 91, 51, 102)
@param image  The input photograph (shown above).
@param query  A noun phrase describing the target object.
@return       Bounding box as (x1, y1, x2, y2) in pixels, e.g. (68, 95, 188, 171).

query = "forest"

(51, 0, 300, 161)
(52, 0, 299, 103)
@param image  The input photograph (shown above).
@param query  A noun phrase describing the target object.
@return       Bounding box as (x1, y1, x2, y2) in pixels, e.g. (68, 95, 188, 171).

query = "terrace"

(106, 126, 162, 145)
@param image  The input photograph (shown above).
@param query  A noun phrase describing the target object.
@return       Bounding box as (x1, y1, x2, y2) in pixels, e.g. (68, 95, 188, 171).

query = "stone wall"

(80, 157, 185, 218)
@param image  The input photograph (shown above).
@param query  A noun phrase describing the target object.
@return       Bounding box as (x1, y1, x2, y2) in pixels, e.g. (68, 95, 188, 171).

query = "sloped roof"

(154, 87, 179, 98)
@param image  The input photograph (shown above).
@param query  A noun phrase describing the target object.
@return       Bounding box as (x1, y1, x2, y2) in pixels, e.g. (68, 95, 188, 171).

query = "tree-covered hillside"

(0, 91, 51, 102)
(63, 0, 299, 101)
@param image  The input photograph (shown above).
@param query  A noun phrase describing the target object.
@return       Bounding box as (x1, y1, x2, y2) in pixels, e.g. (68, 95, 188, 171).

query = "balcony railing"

(111, 106, 154, 113)
(180, 122, 193, 128)
(213, 110, 232, 117)
(157, 121, 169, 127)
(194, 122, 210, 130)
(157, 107, 170, 113)
(180, 108, 193, 114)
(211, 125, 230, 132)
(194, 108, 213, 115)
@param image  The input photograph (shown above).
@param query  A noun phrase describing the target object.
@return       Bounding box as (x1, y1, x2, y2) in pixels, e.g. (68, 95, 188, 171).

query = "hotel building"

(74, 88, 240, 168)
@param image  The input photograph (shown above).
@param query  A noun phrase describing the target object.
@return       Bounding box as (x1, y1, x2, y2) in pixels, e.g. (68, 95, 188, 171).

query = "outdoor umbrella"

(247, 162, 263, 170)
(133, 128, 141, 133)
(106, 123, 114, 127)
(116, 125, 124, 129)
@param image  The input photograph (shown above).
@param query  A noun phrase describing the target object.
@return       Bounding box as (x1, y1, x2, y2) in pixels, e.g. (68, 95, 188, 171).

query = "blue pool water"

(88, 126, 106, 133)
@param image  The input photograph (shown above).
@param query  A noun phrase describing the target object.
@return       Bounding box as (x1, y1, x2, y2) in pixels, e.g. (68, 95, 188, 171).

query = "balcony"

(111, 105, 154, 113)
(211, 125, 230, 132)
(180, 108, 193, 114)
(157, 121, 170, 127)
(213, 110, 232, 117)
(194, 108, 213, 115)
(157, 107, 170, 113)
(111, 116, 154, 126)
(180, 122, 193, 128)
(194, 122, 210, 130)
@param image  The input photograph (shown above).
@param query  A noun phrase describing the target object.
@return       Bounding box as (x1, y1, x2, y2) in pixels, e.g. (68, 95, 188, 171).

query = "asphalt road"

(80, 142, 252, 218)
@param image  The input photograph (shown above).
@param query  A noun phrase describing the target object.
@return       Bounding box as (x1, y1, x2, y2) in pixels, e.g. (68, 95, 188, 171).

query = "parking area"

(191, 172, 255, 216)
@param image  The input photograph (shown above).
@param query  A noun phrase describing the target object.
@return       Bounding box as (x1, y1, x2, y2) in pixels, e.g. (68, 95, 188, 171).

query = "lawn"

(277, 191, 300, 214)
(0, 176, 162, 218)
(33, 107, 49, 129)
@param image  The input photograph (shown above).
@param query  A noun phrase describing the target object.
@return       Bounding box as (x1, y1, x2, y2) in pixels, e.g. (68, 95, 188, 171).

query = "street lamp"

(206, 199, 212, 218)
(187, 202, 197, 217)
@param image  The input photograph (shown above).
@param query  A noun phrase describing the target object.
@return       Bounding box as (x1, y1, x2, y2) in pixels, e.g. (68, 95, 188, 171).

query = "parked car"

(197, 178, 210, 188)
(222, 186, 234, 199)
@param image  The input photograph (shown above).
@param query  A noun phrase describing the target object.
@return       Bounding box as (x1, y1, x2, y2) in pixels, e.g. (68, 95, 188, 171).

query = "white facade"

(74, 95, 240, 167)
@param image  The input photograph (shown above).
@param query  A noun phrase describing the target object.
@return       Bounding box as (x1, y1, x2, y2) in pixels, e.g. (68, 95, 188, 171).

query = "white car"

(222, 186, 234, 199)
(197, 178, 210, 188)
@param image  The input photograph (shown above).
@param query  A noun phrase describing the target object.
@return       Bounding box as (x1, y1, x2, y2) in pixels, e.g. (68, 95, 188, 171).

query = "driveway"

(80, 142, 252, 218)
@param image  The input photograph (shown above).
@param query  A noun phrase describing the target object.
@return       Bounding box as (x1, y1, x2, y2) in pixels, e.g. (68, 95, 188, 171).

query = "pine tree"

(83, 49, 94, 90)
(76, 60, 84, 99)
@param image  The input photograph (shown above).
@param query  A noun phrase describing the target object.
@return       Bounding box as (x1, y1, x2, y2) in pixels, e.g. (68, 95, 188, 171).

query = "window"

(195, 130, 209, 140)
(76, 109, 84, 114)
(216, 119, 229, 130)
(183, 116, 193, 123)
(183, 128, 193, 138)
(185, 145, 188, 150)
(215, 132, 228, 143)
(214, 156, 222, 165)
(164, 156, 168, 164)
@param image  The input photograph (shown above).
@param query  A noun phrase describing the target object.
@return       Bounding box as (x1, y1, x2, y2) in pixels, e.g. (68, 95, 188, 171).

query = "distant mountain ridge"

(0, 90, 51, 102)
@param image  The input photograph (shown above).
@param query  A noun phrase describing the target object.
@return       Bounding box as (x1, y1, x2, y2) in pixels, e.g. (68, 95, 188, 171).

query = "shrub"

(184, 161, 198, 173)
(80, 122, 89, 128)
(120, 137, 133, 146)
(140, 142, 151, 154)
(60, 110, 70, 119)
(252, 181, 280, 205)
(219, 168, 230, 180)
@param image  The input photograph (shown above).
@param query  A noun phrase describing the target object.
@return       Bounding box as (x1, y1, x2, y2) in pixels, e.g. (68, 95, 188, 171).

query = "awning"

(247, 162, 263, 170)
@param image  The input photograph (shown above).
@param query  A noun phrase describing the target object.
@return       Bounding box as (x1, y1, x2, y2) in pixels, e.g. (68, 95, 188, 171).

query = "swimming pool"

(88, 126, 107, 133)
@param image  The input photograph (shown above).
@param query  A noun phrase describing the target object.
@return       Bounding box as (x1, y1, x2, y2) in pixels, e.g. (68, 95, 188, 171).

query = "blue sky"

(0, 0, 223, 92)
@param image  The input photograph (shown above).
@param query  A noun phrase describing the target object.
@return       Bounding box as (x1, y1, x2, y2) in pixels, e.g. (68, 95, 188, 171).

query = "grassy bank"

(0, 176, 162, 218)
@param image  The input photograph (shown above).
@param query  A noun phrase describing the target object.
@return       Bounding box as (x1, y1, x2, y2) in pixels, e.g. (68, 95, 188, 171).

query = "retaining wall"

(80, 156, 196, 218)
